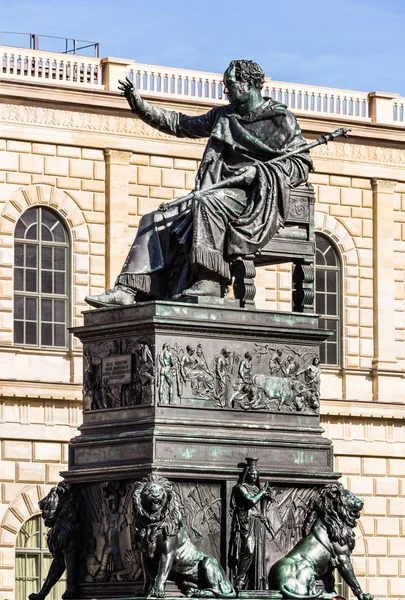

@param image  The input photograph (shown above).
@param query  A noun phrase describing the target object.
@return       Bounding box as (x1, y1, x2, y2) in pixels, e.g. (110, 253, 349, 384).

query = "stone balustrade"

(393, 95, 405, 123)
(0, 46, 102, 88)
(0, 45, 404, 126)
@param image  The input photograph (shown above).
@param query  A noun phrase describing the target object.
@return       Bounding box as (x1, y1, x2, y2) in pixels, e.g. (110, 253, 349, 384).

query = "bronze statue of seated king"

(85, 59, 314, 308)
(85, 60, 349, 309)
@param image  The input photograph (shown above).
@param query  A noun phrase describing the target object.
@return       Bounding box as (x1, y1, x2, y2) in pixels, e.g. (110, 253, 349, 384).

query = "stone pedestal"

(65, 301, 337, 598)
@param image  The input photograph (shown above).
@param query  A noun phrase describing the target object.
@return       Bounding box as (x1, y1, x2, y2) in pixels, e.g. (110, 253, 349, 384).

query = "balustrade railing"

(262, 81, 369, 121)
(393, 97, 405, 123)
(128, 65, 370, 121)
(0, 46, 102, 88)
(127, 64, 225, 104)
(0, 46, 403, 126)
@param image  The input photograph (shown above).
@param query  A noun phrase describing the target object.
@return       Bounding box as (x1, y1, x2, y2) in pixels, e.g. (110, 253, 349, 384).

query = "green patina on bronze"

(85, 59, 313, 307)
(268, 483, 373, 600)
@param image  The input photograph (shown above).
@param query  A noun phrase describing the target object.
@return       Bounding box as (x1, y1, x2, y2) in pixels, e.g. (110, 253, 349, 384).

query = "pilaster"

(104, 149, 132, 289)
(371, 178, 398, 399)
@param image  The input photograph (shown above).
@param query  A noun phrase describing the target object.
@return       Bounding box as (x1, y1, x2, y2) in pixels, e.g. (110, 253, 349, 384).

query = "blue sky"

(2, 0, 405, 94)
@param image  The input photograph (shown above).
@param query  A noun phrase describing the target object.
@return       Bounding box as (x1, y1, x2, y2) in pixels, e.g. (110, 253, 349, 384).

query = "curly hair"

(228, 60, 265, 90)
(133, 474, 183, 558)
(303, 483, 356, 551)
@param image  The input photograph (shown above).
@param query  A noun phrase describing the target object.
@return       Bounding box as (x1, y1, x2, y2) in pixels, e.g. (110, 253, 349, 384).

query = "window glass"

(16, 515, 66, 600)
(14, 207, 69, 347)
(315, 233, 341, 366)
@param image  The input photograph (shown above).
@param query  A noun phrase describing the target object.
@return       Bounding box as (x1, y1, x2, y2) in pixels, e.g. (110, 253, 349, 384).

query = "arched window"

(315, 233, 341, 366)
(14, 206, 69, 347)
(15, 514, 66, 599)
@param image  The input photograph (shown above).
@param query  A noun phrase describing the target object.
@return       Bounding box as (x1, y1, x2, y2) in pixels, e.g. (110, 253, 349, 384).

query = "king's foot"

(181, 279, 222, 298)
(85, 286, 135, 308)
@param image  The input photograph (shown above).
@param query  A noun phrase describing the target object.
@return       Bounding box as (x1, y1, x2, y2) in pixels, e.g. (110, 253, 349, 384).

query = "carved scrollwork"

(0, 102, 203, 145)
(285, 196, 309, 221)
(231, 258, 257, 306)
(292, 261, 314, 313)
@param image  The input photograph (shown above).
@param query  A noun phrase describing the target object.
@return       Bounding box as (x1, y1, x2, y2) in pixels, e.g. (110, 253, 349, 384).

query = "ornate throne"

(231, 182, 315, 311)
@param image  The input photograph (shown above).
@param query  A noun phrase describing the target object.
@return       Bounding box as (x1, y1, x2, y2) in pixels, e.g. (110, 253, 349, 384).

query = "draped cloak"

(117, 98, 313, 298)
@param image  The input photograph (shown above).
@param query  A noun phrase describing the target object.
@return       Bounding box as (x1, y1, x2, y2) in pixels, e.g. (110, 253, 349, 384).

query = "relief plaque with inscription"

(102, 355, 132, 385)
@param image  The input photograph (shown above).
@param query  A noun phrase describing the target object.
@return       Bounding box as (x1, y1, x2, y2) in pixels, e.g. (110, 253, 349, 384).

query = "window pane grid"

(14, 207, 69, 348)
(16, 515, 67, 599)
(315, 234, 341, 367)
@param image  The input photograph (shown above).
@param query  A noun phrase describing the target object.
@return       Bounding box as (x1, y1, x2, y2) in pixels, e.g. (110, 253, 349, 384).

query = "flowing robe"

(117, 99, 312, 298)
(228, 482, 268, 590)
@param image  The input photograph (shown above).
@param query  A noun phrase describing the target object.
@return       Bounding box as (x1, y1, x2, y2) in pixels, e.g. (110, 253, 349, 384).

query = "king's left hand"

(235, 165, 257, 185)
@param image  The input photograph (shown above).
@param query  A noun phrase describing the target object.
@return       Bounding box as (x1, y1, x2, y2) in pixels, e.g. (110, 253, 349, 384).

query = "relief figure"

(158, 343, 176, 404)
(179, 344, 215, 397)
(228, 458, 276, 591)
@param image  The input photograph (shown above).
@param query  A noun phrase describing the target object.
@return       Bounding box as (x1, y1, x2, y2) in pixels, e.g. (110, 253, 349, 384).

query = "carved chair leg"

(292, 260, 314, 313)
(231, 258, 256, 308)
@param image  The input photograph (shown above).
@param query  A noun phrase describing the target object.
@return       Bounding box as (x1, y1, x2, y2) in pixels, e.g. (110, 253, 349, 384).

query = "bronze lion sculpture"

(268, 483, 373, 600)
(29, 481, 82, 600)
(132, 474, 235, 598)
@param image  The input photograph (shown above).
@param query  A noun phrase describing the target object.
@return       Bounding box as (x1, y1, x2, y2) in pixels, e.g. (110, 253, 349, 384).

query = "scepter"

(158, 127, 350, 212)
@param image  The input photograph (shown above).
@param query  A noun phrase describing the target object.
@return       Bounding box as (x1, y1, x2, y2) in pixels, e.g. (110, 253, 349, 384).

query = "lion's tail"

(279, 583, 323, 600)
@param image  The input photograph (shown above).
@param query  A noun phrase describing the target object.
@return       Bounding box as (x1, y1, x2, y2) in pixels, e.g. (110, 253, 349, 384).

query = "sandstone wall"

(0, 83, 404, 599)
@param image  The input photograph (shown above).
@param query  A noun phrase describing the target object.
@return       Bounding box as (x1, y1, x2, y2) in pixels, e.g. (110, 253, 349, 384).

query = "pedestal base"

(70, 301, 336, 483)
(66, 301, 337, 599)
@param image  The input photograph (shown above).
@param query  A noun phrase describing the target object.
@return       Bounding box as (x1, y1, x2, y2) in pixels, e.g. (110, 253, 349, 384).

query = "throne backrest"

(254, 182, 315, 266)
(231, 182, 316, 310)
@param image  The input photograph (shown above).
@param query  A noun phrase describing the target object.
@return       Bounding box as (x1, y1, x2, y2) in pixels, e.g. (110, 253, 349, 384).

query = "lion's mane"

(133, 474, 183, 558)
(303, 483, 356, 551)
(42, 482, 82, 557)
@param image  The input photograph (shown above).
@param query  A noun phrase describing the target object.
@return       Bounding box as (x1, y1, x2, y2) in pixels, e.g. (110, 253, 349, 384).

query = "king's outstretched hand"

(118, 77, 141, 110)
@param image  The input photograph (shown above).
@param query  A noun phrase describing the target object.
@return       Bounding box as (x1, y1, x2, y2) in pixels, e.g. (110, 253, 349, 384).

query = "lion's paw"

(358, 595, 374, 600)
(28, 595, 44, 600)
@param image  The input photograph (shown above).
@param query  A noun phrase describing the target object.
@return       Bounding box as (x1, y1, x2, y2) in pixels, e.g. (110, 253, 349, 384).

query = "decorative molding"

(0, 379, 81, 401)
(0, 102, 203, 144)
(2, 102, 403, 163)
(311, 140, 405, 166)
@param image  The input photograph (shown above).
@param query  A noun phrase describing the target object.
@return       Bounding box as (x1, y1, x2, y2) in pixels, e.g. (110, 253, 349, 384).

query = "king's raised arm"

(86, 60, 313, 308)
(118, 77, 218, 139)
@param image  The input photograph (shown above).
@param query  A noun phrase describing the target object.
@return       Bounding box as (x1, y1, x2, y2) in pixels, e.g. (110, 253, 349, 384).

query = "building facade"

(0, 46, 404, 599)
